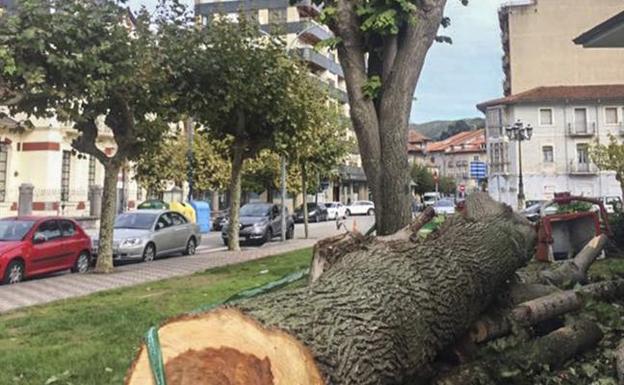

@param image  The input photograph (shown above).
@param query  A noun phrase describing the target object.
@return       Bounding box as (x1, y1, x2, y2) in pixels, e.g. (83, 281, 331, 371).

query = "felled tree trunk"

(126, 194, 536, 385)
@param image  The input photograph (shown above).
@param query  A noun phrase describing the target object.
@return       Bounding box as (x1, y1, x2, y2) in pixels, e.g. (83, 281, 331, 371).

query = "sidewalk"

(0, 237, 318, 314)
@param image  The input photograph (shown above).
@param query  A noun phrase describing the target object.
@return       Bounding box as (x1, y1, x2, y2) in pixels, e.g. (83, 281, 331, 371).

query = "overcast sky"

(128, 0, 505, 123)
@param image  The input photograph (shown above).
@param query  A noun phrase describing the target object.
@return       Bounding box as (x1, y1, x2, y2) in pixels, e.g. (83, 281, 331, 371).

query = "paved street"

(0, 216, 375, 314)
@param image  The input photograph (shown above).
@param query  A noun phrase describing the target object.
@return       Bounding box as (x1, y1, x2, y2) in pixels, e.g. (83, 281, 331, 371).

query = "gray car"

(221, 203, 294, 246)
(92, 210, 201, 262)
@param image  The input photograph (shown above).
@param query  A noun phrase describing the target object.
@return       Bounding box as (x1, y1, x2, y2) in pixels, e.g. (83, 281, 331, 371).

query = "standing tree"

(410, 163, 435, 196)
(313, 0, 466, 234)
(0, 0, 174, 272)
(278, 78, 350, 238)
(590, 135, 624, 199)
(168, 18, 304, 250)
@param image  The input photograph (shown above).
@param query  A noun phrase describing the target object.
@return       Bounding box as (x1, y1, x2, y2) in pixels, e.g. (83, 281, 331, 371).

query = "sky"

(128, 0, 505, 124)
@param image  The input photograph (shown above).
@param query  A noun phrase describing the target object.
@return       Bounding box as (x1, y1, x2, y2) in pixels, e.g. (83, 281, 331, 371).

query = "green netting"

(144, 267, 310, 384)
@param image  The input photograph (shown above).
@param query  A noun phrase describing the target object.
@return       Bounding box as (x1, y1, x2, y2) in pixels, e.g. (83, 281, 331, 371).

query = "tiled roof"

(426, 129, 485, 154)
(407, 130, 431, 153)
(477, 85, 624, 112)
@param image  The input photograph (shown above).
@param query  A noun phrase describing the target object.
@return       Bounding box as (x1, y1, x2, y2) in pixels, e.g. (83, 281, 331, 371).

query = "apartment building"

(500, 0, 624, 96)
(478, 85, 624, 208)
(195, 0, 369, 203)
(423, 130, 487, 192)
(407, 131, 432, 165)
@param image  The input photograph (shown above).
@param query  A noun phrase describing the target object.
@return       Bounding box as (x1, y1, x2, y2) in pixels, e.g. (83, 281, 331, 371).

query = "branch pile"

(126, 193, 624, 385)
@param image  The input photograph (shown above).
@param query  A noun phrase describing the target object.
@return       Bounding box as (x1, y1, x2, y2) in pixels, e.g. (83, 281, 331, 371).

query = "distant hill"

(409, 118, 485, 140)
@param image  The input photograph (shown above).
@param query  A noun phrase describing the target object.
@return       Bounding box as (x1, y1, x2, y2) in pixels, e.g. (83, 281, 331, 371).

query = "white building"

(478, 85, 624, 208)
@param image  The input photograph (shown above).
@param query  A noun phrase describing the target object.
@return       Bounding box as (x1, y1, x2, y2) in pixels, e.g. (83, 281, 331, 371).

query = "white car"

(325, 202, 347, 220)
(346, 201, 375, 216)
(423, 192, 441, 207)
(433, 199, 456, 215)
(601, 196, 623, 214)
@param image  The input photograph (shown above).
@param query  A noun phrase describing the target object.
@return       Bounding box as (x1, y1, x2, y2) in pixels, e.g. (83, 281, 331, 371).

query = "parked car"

(92, 210, 201, 263)
(433, 199, 456, 215)
(601, 196, 623, 214)
(212, 209, 230, 231)
(0, 216, 92, 284)
(423, 192, 441, 207)
(345, 200, 375, 216)
(295, 203, 328, 223)
(221, 203, 294, 246)
(325, 202, 347, 220)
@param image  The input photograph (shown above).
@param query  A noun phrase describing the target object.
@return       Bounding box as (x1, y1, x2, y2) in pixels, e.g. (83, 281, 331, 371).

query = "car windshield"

(326, 203, 337, 208)
(436, 200, 453, 207)
(114, 213, 157, 229)
(240, 204, 270, 217)
(0, 219, 35, 241)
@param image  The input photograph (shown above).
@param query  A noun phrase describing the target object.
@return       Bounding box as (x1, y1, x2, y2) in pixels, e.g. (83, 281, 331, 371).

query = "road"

(197, 215, 376, 253)
(0, 215, 375, 313)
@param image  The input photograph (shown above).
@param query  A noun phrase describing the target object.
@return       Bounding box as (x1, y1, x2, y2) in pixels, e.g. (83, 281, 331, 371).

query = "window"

(35, 220, 62, 241)
(61, 151, 71, 201)
(0, 144, 8, 202)
(486, 109, 502, 128)
(88, 155, 96, 186)
(606, 107, 619, 125)
(268, 8, 287, 24)
(539, 108, 553, 126)
(170, 212, 187, 226)
(574, 108, 588, 133)
(241, 10, 259, 23)
(156, 213, 173, 230)
(59, 220, 76, 237)
(577, 144, 589, 164)
(542, 146, 554, 163)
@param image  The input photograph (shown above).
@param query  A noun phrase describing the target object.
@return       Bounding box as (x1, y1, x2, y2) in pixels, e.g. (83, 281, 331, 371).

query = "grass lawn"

(0, 248, 312, 385)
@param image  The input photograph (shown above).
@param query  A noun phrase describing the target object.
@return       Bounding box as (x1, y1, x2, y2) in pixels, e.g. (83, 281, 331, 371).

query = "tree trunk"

(126, 194, 537, 385)
(94, 161, 121, 274)
(617, 339, 624, 385)
(302, 162, 309, 239)
(227, 142, 244, 251)
(211, 190, 219, 212)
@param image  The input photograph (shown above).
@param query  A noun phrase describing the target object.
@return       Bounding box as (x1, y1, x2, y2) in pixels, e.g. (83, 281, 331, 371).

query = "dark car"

(0, 216, 92, 284)
(221, 203, 295, 246)
(294, 203, 328, 223)
(212, 209, 230, 232)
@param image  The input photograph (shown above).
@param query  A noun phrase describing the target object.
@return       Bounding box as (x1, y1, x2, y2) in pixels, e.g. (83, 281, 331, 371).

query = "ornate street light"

(505, 120, 533, 210)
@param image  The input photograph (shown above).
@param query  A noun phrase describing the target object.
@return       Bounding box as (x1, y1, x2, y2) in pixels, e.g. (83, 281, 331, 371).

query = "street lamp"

(505, 120, 533, 210)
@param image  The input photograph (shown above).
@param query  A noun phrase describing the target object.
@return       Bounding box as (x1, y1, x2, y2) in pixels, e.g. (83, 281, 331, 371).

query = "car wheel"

(3, 260, 24, 284)
(286, 225, 294, 240)
(345, 210, 351, 217)
(261, 228, 272, 245)
(142, 243, 156, 262)
(72, 252, 90, 273)
(184, 237, 197, 256)
(367, 208, 375, 216)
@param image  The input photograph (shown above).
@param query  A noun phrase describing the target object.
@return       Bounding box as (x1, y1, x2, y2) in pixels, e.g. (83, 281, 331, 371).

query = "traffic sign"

(470, 161, 487, 180)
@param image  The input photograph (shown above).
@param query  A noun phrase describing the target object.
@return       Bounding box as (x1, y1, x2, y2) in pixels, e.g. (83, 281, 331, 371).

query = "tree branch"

(72, 116, 109, 164)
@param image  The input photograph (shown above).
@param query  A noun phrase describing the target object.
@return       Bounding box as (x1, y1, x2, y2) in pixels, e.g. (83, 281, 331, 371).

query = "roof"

(407, 130, 431, 153)
(574, 10, 624, 48)
(477, 85, 624, 112)
(426, 130, 485, 154)
(339, 165, 367, 182)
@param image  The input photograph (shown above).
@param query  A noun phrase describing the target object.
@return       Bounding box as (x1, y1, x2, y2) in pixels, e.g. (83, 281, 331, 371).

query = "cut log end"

(125, 308, 324, 385)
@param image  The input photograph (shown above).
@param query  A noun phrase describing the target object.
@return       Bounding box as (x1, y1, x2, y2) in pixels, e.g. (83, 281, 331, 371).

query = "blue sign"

(470, 161, 488, 180)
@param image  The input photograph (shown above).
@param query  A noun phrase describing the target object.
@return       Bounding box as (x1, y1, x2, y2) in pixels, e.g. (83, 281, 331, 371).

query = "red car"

(0, 216, 92, 284)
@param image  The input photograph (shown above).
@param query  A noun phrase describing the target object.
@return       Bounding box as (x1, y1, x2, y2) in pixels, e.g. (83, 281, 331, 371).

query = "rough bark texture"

(617, 339, 624, 385)
(234, 194, 536, 384)
(327, 0, 448, 235)
(227, 142, 244, 251)
(436, 320, 603, 385)
(94, 162, 120, 273)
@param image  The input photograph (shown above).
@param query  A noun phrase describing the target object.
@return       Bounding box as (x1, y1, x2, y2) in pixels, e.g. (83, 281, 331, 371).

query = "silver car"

(92, 210, 201, 262)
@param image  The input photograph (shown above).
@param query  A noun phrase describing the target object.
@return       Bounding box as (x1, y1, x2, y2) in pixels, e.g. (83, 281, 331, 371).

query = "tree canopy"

(410, 163, 435, 196)
(590, 135, 624, 199)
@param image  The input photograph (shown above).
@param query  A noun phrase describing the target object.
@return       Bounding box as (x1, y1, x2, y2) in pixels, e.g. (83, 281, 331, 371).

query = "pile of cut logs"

(126, 193, 624, 385)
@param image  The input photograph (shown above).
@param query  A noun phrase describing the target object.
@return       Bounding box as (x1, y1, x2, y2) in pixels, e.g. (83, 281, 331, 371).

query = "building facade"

(195, 0, 369, 204)
(478, 85, 624, 208)
(407, 130, 432, 165)
(500, 0, 624, 96)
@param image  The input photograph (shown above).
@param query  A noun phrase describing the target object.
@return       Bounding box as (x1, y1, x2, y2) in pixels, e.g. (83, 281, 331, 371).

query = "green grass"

(0, 248, 313, 385)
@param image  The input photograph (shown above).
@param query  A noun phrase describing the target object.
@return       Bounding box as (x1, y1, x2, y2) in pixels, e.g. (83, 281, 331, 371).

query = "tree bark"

(227, 142, 245, 251)
(94, 161, 121, 273)
(126, 194, 537, 385)
(617, 339, 624, 385)
(302, 162, 309, 239)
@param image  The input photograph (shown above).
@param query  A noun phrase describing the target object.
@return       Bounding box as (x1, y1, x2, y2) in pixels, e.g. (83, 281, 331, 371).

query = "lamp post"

(505, 120, 533, 211)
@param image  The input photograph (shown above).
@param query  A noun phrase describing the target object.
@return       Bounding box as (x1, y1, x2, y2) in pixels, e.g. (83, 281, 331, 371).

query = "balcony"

(296, 0, 321, 17)
(298, 19, 332, 44)
(568, 162, 599, 175)
(296, 47, 344, 77)
(311, 76, 348, 104)
(567, 122, 596, 137)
